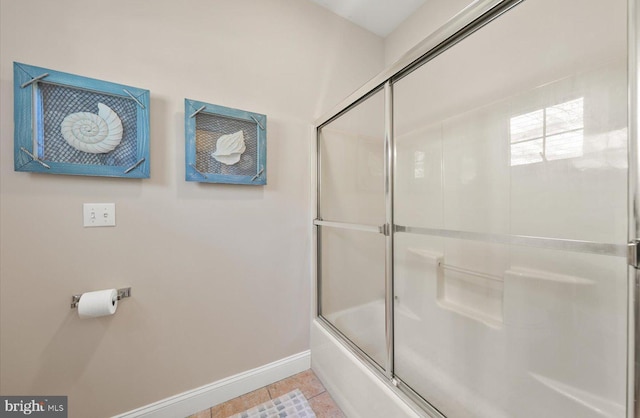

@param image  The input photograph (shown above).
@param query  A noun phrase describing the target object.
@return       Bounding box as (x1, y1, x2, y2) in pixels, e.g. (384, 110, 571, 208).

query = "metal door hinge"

(629, 240, 640, 268)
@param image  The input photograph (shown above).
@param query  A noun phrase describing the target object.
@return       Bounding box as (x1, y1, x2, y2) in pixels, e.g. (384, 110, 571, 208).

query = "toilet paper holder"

(70, 287, 132, 309)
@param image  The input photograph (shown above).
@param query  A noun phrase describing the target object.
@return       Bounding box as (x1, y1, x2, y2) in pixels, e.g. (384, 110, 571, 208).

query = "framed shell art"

(13, 62, 150, 178)
(185, 98, 266, 185)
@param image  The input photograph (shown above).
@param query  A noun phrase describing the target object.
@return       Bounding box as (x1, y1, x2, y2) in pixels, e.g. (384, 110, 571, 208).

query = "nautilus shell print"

(211, 130, 246, 165)
(60, 103, 123, 154)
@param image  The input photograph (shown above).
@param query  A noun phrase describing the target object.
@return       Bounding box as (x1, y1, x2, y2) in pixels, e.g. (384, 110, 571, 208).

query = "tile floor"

(187, 369, 345, 418)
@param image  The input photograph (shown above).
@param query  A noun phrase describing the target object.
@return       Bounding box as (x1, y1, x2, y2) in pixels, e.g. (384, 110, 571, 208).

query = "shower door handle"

(629, 240, 640, 268)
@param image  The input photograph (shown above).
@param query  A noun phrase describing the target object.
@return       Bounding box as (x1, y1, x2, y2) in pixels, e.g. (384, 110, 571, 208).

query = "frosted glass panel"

(394, 0, 627, 243)
(394, 234, 626, 418)
(319, 227, 386, 368)
(393, 0, 627, 416)
(319, 91, 385, 225)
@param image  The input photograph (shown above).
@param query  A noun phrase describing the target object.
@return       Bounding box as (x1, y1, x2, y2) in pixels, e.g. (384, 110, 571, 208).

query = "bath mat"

(228, 389, 316, 418)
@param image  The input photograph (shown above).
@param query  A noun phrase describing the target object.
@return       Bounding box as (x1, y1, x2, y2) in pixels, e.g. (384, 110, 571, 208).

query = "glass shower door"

(393, 0, 629, 416)
(316, 89, 389, 369)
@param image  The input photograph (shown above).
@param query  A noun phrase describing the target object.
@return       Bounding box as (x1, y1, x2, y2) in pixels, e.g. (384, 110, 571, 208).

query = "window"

(510, 98, 584, 166)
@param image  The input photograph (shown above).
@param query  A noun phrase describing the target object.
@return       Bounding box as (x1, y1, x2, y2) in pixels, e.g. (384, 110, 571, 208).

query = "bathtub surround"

(0, 1, 384, 417)
(312, 0, 630, 416)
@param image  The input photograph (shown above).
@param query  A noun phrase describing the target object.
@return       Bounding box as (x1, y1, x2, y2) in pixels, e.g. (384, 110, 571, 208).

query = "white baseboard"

(113, 351, 311, 418)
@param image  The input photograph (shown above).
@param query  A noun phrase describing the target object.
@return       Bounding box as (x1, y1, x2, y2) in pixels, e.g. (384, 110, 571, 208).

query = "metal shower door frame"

(313, 0, 640, 416)
(628, 0, 640, 416)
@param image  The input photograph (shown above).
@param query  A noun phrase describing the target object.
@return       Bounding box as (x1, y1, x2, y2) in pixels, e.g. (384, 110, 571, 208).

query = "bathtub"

(310, 300, 505, 418)
(310, 315, 425, 418)
(311, 279, 626, 418)
(311, 224, 627, 418)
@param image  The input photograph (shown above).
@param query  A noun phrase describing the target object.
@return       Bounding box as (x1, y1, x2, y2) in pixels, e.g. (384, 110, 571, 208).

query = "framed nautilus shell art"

(13, 62, 150, 178)
(185, 98, 266, 185)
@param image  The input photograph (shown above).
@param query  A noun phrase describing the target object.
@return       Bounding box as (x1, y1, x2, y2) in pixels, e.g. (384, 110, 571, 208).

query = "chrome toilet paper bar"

(70, 287, 131, 309)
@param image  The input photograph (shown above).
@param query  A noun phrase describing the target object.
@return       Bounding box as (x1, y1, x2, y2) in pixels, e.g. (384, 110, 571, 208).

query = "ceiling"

(309, 0, 427, 37)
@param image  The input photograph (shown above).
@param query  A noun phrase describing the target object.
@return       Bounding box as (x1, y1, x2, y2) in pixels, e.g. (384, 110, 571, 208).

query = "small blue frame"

(185, 98, 266, 185)
(13, 62, 150, 178)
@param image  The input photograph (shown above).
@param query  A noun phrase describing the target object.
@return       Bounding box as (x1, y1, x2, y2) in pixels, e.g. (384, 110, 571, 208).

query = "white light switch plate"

(83, 203, 116, 227)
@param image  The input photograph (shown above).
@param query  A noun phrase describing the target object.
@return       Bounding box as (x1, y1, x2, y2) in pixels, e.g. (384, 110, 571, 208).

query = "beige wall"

(0, 1, 384, 417)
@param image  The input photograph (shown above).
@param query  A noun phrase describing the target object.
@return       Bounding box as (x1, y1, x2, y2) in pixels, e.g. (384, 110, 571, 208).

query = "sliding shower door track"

(314, 221, 628, 258)
(313, 219, 383, 234)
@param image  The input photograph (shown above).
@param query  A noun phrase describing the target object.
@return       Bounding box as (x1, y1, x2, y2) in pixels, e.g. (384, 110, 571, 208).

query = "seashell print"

(211, 130, 246, 165)
(60, 103, 123, 154)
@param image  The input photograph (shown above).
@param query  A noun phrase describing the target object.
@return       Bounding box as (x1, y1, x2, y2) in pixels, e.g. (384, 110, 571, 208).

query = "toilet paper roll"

(78, 289, 118, 318)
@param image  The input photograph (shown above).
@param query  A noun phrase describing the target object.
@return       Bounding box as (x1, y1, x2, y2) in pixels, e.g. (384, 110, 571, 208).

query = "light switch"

(83, 203, 116, 227)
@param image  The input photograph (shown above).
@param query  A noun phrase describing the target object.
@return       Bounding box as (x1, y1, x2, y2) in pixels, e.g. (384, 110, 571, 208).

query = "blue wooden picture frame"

(13, 62, 150, 178)
(185, 98, 266, 185)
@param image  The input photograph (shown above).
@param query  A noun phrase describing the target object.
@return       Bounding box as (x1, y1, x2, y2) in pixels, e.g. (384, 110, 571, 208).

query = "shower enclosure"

(313, 0, 640, 417)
